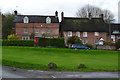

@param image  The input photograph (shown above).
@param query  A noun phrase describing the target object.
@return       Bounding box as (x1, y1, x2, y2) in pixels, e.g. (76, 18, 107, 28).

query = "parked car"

(71, 44, 90, 49)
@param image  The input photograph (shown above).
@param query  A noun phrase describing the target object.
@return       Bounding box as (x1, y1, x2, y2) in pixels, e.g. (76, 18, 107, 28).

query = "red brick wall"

(63, 31, 107, 45)
(15, 23, 59, 39)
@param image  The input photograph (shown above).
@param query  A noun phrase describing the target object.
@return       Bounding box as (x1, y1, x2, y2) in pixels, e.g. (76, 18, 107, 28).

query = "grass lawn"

(2, 46, 119, 71)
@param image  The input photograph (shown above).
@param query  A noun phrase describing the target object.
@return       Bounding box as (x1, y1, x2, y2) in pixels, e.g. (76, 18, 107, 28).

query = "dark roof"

(14, 15, 59, 23)
(111, 23, 120, 34)
(60, 17, 108, 32)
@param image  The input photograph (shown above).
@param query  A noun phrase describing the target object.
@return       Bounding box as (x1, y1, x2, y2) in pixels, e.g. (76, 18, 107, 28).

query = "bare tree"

(76, 4, 114, 23)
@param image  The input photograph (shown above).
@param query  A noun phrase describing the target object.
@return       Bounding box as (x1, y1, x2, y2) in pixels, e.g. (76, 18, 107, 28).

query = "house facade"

(110, 24, 120, 42)
(60, 12, 120, 46)
(14, 11, 59, 40)
(60, 12, 109, 46)
(14, 11, 120, 46)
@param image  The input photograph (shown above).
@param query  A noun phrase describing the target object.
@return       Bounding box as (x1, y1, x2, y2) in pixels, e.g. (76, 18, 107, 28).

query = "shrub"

(78, 64, 86, 68)
(39, 38, 65, 48)
(83, 44, 93, 48)
(39, 38, 50, 47)
(47, 62, 57, 69)
(7, 34, 19, 40)
(116, 41, 120, 49)
(2, 40, 34, 46)
(67, 36, 82, 45)
(104, 40, 112, 45)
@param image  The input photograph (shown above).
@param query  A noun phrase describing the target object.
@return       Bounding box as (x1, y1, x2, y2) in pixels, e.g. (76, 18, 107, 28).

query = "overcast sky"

(0, 0, 119, 22)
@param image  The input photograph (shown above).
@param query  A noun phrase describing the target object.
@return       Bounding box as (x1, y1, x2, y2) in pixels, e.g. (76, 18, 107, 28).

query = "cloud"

(0, 0, 119, 22)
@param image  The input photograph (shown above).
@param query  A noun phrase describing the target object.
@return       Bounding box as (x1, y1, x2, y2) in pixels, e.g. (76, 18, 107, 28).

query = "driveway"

(1, 65, 119, 78)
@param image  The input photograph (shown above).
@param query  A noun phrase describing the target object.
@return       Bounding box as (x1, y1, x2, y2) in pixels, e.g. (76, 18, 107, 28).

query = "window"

(82, 40, 87, 44)
(76, 32, 80, 37)
(83, 32, 87, 37)
(35, 29, 39, 33)
(46, 17, 51, 23)
(22, 36, 29, 40)
(24, 28, 28, 33)
(113, 30, 119, 34)
(94, 32, 99, 36)
(68, 31, 72, 37)
(46, 29, 51, 33)
(111, 35, 115, 42)
(23, 16, 29, 23)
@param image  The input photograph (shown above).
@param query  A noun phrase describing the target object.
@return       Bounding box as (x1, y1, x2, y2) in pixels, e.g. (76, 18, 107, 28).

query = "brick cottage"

(14, 11, 120, 46)
(14, 11, 59, 40)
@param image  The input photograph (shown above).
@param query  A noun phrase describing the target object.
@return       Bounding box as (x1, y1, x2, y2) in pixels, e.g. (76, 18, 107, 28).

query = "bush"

(83, 44, 93, 48)
(47, 62, 57, 69)
(104, 40, 112, 45)
(7, 34, 19, 40)
(2, 39, 34, 46)
(39, 38, 65, 48)
(116, 41, 120, 49)
(67, 36, 82, 45)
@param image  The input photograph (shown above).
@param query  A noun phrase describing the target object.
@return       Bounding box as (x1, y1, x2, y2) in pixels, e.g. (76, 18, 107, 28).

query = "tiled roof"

(14, 15, 59, 23)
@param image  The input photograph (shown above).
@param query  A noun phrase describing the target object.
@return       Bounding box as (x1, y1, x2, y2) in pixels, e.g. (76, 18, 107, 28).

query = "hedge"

(39, 38, 65, 48)
(116, 41, 120, 49)
(2, 39, 34, 46)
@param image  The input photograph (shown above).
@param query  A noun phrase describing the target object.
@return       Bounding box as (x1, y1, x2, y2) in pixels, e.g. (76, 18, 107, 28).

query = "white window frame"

(35, 29, 39, 33)
(46, 17, 51, 24)
(82, 40, 87, 44)
(68, 31, 72, 37)
(94, 32, 99, 36)
(24, 28, 28, 33)
(22, 36, 30, 40)
(111, 35, 115, 42)
(76, 32, 80, 37)
(23, 16, 29, 23)
(83, 32, 87, 37)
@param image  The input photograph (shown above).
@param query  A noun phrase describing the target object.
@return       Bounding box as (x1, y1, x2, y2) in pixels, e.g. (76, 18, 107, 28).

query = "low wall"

(96, 45, 116, 50)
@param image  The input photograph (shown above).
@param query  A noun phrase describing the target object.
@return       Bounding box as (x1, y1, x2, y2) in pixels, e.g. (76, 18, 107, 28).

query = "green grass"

(2, 46, 119, 71)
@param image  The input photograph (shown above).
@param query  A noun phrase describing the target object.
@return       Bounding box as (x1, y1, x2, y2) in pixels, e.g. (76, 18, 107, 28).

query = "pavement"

(0, 65, 119, 78)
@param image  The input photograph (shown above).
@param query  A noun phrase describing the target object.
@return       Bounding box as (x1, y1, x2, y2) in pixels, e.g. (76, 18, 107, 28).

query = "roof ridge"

(17, 15, 55, 17)
(64, 17, 102, 19)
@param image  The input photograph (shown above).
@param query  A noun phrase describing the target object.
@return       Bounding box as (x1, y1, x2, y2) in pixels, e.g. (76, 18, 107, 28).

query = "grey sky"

(0, 0, 119, 22)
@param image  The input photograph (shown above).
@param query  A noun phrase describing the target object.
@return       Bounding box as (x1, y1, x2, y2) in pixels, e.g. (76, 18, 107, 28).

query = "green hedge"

(83, 44, 93, 49)
(2, 40, 34, 46)
(39, 38, 65, 48)
(116, 41, 120, 49)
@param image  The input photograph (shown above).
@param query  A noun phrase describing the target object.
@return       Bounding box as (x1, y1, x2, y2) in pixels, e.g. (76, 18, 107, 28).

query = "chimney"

(88, 12, 92, 20)
(61, 12, 64, 21)
(55, 11, 58, 17)
(14, 10, 17, 16)
(99, 14, 104, 19)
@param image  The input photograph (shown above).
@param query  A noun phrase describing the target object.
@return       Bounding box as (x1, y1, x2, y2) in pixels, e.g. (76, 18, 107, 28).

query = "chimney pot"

(88, 12, 92, 20)
(55, 11, 58, 17)
(61, 12, 64, 21)
(99, 14, 104, 19)
(14, 10, 17, 16)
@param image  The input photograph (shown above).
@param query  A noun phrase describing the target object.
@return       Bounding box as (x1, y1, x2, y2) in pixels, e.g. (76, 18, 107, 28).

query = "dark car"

(71, 44, 90, 49)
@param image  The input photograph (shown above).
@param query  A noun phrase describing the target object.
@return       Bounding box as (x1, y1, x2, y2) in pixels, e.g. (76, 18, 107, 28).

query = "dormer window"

(23, 16, 29, 23)
(113, 30, 119, 34)
(46, 17, 51, 23)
